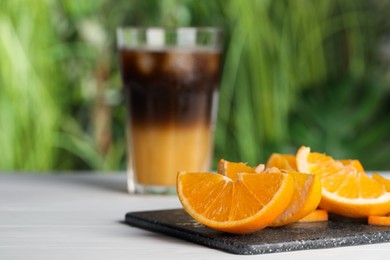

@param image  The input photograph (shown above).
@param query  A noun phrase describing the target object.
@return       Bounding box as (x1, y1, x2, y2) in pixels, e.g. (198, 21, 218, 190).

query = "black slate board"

(124, 209, 390, 255)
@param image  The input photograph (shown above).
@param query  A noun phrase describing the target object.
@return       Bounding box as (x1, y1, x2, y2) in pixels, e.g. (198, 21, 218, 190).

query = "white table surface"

(2, 172, 390, 260)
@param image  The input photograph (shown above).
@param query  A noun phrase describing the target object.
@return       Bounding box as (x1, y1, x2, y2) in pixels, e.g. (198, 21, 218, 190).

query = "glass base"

(137, 184, 176, 195)
(127, 178, 176, 195)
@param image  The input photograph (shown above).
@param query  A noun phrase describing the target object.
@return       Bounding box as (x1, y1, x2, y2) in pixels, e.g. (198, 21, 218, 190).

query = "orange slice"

(296, 146, 390, 218)
(368, 215, 390, 226)
(296, 146, 336, 175)
(298, 209, 328, 223)
(176, 169, 294, 234)
(271, 171, 322, 226)
(266, 153, 297, 170)
(217, 159, 264, 180)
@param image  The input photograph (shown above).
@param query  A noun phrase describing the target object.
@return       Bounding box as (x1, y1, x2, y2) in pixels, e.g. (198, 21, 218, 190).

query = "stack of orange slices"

(268, 147, 390, 223)
(295, 146, 390, 219)
(176, 146, 390, 234)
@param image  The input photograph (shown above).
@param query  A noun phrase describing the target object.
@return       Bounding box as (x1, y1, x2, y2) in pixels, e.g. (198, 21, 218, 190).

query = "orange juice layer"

(129, 124, 213, 186)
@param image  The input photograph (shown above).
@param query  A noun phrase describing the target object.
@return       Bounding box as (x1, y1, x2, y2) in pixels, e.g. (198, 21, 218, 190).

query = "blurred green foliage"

(1, 0, 389, 172)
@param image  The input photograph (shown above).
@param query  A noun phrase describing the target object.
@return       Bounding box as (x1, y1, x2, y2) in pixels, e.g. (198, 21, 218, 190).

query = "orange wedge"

(368, 215, 390, 226)
(296, 146, 390, 218)
(271, 171, 322, 226)
(363, 174, 390, 226)
(217, 159, 264, 180)
(296, 146, 336, 175)
(298, 209, 328, 223)
(266, 153, 297, 170)
(176, 169, 294, 234)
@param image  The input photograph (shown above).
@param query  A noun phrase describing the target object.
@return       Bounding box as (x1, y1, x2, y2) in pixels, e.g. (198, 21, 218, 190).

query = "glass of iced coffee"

(117, 27, 222, 194)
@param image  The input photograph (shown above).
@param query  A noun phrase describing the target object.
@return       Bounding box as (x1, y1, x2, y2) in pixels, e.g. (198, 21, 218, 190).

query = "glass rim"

(116, 26, 223, 36)
(116, 26, 223, 50)
(116, 26, 223, 34)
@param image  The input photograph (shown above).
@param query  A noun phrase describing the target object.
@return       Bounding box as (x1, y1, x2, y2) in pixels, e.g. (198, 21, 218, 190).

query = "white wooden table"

(2, 173, 390, 259)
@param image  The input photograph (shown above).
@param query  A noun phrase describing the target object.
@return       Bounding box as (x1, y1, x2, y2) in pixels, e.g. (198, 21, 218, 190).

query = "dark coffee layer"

(119, 48, 221, 126)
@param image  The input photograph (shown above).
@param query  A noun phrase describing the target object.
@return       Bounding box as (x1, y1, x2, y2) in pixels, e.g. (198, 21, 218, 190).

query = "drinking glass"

(117, 27, 223, 194)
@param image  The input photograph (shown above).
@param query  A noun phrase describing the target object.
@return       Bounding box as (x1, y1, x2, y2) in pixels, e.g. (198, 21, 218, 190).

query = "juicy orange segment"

(218, 159, 265, 179)
(176, 169, 294, 234)
(368, 215, 390, 226)
(298, 209, 328, 223)
(340, 159, 365, 173)
(296, 146, 337, 175)
(266, 153, 297, 170)
(271, 171, 321, 226)
(372, 173, 390, 192)
(296, 146, 390, 218)
(217, 159, 256, 180)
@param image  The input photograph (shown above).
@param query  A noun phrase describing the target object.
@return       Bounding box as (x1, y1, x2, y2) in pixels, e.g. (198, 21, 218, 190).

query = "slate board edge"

(125, 211, 249, 255)
(124, 209, 390, 255)
(248, 232, 390, 255)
